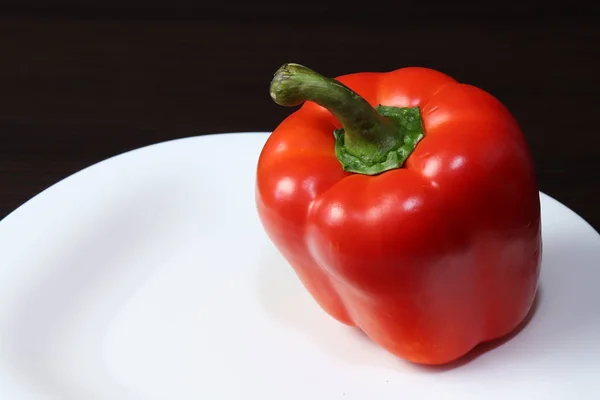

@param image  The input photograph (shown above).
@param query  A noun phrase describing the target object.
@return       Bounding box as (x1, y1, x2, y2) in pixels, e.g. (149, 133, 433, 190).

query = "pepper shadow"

(257, 243, 595, 374)
(411, 223, 600, 372)
(257, 251, 402, 370)
(257, 199, 600, 375)
(412, 287, 542, 373)
(258, 210, 600, 373)
(257, 251, 544, 372)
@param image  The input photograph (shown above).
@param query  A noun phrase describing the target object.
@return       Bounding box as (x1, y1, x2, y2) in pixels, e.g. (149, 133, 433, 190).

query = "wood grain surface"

(1, 5, 599, 229)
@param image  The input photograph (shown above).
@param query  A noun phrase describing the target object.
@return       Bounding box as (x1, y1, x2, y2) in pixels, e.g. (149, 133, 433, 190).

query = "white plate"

(0, 132, 599, 399)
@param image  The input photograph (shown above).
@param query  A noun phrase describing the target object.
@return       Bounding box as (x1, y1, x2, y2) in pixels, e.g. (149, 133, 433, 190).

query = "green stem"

(269, 63, 425, 175)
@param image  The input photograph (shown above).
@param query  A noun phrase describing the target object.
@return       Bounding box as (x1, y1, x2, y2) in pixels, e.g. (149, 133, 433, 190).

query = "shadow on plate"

(413, 287, 542, 373)
(258, 248, 577, 373)
(258, 252, 544, 372)
(257, 252, 404, 369)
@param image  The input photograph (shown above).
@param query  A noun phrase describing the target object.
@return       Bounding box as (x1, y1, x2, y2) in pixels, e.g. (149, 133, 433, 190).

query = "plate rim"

(2, 131, 597, 237)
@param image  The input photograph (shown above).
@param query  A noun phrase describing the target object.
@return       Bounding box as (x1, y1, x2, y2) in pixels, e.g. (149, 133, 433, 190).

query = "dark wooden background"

(1, 3, 599, 230)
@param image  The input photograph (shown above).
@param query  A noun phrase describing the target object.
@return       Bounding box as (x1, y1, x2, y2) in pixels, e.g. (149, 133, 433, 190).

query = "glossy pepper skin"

(255, 63, 542, 365)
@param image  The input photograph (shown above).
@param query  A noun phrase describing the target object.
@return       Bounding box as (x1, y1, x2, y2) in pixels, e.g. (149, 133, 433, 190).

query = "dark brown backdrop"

(1, 4, 599, 229)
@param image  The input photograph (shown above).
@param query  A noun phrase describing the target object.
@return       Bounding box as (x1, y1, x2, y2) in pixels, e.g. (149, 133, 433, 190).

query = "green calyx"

(334, 105, 424, 175)
(269, 63, 425, 175)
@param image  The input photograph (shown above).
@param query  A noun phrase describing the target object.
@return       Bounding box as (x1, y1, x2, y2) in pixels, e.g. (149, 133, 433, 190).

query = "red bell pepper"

(255, 63, 542, 365)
